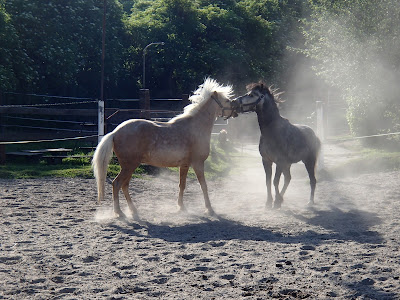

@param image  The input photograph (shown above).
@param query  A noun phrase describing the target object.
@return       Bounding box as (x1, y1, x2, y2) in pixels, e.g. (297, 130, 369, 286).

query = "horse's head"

(232, 82, 278, 114)
(211, 91, 238, 119)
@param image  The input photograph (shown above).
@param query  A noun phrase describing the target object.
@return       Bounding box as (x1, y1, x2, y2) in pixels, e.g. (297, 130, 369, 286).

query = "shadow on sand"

(109, 204, 383, 246)
(284, 205, 384, 244)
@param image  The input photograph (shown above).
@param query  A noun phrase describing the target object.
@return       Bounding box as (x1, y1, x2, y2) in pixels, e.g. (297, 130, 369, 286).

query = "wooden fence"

(0, 90, 190, 163)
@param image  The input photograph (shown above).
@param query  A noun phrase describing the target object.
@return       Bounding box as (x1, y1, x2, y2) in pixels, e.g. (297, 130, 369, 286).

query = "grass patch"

(330, 148, 400, 177)
(0, 160, 149, 179)
(0, 163, 94, 179)
(0, 140, 237, 179)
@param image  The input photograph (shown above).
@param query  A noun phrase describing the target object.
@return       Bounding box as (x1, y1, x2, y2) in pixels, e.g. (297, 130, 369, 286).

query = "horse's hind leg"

(280, 166, 292, 197)
(262, 159, 273, 209)
(121, 176, 139, 220)
(112, 165, 136, 218)
(192, 162, 215, 215)
(177, 166, 189, 212)
(304, 157, 317, 205)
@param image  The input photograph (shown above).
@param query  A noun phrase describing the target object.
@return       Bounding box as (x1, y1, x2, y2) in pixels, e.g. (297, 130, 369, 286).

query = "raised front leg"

(262, 159, 273, 209)
(192, 162, 215, 215)
(177, 166, 189, 212)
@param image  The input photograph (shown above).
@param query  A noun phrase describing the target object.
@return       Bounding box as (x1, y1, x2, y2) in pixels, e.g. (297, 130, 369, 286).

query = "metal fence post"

(140, 89, 150, 119)
(98, 100, 105, 144)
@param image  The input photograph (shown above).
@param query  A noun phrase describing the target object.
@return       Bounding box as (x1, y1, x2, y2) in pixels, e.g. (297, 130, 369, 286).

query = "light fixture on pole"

(142, 42, 165, 89)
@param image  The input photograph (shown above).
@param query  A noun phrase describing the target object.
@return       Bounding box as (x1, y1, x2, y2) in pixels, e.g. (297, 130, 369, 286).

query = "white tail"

(92, 132, 115, 203)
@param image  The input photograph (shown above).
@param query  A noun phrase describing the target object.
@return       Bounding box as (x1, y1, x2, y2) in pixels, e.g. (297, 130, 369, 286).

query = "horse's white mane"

(172, 78, 233, 120)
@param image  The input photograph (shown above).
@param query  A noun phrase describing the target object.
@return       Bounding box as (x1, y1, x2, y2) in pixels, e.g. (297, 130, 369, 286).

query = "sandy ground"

(1, 142, 400, 299)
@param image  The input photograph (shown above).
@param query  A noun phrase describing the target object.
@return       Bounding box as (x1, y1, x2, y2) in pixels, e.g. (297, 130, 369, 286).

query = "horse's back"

(295, 124, 321, 154)
(112, 118, 195, 167)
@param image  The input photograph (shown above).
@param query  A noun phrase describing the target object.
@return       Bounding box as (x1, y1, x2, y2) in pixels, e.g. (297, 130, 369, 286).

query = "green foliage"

(0, 0, 28, 90)
(3, 0, 126, 96)
(1, 0, 305, 97)
(303, 0, 400, 138)
(124, 0, 304, 95)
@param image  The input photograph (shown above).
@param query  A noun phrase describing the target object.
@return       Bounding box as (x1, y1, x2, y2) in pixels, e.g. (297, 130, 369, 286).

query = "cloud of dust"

(271, 1, 400, 180)
(295, 1, 400, 137)
(94, 206, 117, 222)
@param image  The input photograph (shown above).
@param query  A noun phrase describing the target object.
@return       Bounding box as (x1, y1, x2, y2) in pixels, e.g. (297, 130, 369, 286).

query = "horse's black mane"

(246, 81, 283, 103)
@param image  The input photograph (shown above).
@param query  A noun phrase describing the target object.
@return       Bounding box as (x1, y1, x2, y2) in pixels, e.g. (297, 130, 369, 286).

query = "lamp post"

(142, 42, 165, 89)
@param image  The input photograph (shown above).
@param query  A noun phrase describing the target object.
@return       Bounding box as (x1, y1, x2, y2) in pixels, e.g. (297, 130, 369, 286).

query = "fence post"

(140, 89, 150, 119)
(182, 94, 189, 110)
(98, 99, 105, 144)
(316, 101, 325, 169)
(0, 91, 4, 164)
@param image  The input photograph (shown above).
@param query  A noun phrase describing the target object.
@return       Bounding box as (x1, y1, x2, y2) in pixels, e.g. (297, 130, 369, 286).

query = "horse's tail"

(313, 133, 322, 171)
(315, 135, 322, 158)
(92, 132, 115, 203)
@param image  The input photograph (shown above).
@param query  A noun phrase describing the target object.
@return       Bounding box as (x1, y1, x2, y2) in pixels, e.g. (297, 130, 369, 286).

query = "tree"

(5, 0, 127, 97)
(124, 0, 304, 96)
(2, 0, 305, 100)
(0, 0, 33, 91)
(302, 0, 400, 138)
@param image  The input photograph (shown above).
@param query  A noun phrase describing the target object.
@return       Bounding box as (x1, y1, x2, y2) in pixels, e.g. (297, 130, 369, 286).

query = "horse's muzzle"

(231, 97, 244, 114)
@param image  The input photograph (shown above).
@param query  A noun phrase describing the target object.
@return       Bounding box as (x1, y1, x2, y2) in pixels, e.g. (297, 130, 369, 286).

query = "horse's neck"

(256, 104, 281, 132)
(191, 98, 217, 132)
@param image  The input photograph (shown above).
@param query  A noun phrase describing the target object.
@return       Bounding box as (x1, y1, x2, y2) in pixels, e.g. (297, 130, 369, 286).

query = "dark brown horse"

(232, 82, 321, 209)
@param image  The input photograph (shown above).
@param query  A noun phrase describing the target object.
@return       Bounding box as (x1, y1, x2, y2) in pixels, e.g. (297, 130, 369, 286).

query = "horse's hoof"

(131, 213, 140, 221)
(206, 208, 216, 216)
(273, 202, 282, 210)
(177, 206, 187, 214)
(307, 201, 314, 207)
(265, 201, 273, 210)
(114, 211, 127, 219)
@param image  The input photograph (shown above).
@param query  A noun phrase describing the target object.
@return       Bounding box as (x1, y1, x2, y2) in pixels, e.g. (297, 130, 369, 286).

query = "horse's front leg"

(273, 165, 283, 209)
(192, 162, 215, 215)
(177, 165, 189, 212)
(262, 159, 273, 209)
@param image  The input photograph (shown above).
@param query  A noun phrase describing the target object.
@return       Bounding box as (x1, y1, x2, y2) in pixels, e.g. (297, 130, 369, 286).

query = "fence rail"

(0, 90, 190, 160)
(1, 89, 398, 165)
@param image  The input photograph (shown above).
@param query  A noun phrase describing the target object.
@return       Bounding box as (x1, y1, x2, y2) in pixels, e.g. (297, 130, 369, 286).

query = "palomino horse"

(232, 82, 321, 209)
(92, 78, 234, 218)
